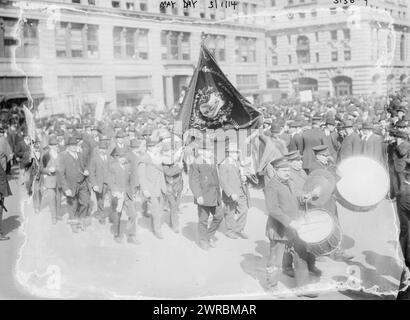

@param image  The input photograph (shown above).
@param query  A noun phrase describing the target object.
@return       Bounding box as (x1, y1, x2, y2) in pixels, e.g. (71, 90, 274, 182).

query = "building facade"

(0, 0, 409, 111)
(0, 0, 267, 110)
(265, 0, 410, 99)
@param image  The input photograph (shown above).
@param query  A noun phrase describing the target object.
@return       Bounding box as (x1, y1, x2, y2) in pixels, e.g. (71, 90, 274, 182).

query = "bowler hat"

(361, 122, 374, 130)
(396, 120, 407, 128)
(48, 136, 58, 146)
(111, 147, 126, 158)
(98, 140, 109, 149)
(116, 130, 126, 138)
(270, 124, 281, 134)
(312, 113, 322, 121)
(343, 120, 354, 128)
(393, 130, 408, 139)
(65, 136, 77, 146)
(129, 139, 142, 149)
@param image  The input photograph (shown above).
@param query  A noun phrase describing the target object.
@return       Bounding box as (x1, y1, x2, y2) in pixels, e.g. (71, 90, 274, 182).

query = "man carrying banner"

(189, 147, 223, 251)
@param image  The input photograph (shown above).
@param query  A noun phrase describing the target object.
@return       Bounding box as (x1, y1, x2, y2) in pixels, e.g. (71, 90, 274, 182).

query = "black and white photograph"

(0, 0, 410, 302)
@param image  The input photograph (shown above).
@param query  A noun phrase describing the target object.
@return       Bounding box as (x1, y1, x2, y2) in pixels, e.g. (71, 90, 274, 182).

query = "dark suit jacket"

(15, 140, 31, 169)
(57, 151, 87, 194)
(393, 141, 410, 173)
(39, 150, 59, 189)
(89, 151, 112, 191)
(138, 154, 166, 198)
(302, 128, 326, 170)
(338, 132, 362, 162)
(218, 160, 250, 206)
(324, 131, 340, 162)
(162, 163, 183, 194)
(189, 163, 221, 207)
(362, 134, 385, 165)
(264, 176, 303, 240)
(288, 133, 303, 153)
(108, 161, 134, 199)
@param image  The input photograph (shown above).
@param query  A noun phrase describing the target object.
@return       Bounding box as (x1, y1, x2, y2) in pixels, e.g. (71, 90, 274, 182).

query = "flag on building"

(177, 44, 263, 133)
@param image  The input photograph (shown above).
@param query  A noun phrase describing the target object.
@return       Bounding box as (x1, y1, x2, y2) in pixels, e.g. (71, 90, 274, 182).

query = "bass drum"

(336, 156, 389, 212)
(297, 208, 342, 257)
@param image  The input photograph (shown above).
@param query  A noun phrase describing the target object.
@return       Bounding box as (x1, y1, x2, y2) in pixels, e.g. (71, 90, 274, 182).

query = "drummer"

(284, 150, 322, 278)
(264, 157, 319, 297)
(309, 145, 354, 262)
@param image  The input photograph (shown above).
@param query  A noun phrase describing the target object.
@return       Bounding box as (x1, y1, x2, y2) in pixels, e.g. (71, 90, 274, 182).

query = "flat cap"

(270, 157, 291, 169)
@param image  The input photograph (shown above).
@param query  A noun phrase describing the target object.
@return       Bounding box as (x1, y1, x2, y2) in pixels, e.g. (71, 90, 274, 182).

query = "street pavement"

(1, 170, 407, 300)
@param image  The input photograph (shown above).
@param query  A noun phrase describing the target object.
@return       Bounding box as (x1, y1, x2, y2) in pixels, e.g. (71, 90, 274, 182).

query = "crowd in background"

(0, 92, 410, 298)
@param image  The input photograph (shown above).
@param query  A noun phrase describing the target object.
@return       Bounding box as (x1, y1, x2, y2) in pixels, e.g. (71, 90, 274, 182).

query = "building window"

(140, 0, 148, 11)
(331, 51, 338, 61)
(267, 78, 279, 89)
(288, 54, 292, 64)
(387, 34, 392, 53)
(270, 36, 277, 47)
(296, 35, 310, 64)
(115, 76, 151, 107)
(236, 75, 258, 90)
(299, 13, 305, 18)
(204, 34, 226, 62)
(183, 7, 190, 16)
(330, 7, 337, 15)
(0, 76, 43, 95)
(287, 35, 291, 44)
(126, 2, 135, 10)
(161, 31, 191, 60)
(72, 0, 81, 3)
(316, 52, 319, 62)
(55, 22, 99, 58)
(0, 17, 40, 58)
(271, 0, 276, 5)
(315, 32, 319, 42)
(58, 76, 103, 94)
(235, 37, 257, 63)
(343, 29, 350, 40)
(400, 34, 405, 61)
(271, 54, 278, 65)
(331, 30, 338, 41)
(113, 27, 149, 60)
(311, 10, 317, 17)
(344, 50, 351, 61)
(199, 1, 206, 18)
(88, 0, 95, 5)
(112, 1, 120, 8)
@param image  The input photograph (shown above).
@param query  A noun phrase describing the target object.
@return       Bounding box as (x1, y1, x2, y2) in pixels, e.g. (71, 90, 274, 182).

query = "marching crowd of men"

(0, 93, 410, 298)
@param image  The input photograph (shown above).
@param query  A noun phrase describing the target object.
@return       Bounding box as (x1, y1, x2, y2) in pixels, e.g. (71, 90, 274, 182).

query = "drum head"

(302, 176, 333, 206)
(337, 156, 389, 208)
(297, 210, 334, 243)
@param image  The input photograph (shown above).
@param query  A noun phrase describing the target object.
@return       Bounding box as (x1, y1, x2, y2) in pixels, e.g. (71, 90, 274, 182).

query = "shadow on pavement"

(363, 250, 403, 281)
(2, 215, 21, 236)
(341, 235, 355, 251)
(332, 259, 399, 299)
(181, 221, 197, 244)
(240, 240, 297, 294)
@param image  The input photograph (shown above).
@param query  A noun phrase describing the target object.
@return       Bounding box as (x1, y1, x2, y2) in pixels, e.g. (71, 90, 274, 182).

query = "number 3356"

(333, 0, 368, 5)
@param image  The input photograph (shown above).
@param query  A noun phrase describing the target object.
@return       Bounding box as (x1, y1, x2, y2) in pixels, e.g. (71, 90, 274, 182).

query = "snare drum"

(297, 209, 342, 257)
